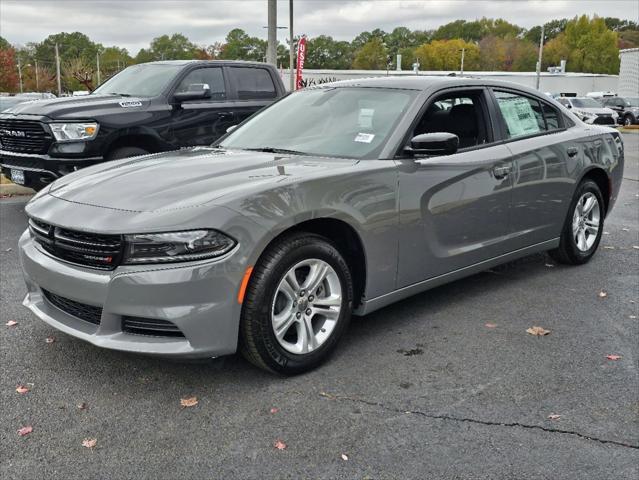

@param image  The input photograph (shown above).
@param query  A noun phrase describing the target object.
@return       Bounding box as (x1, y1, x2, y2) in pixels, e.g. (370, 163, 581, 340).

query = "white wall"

(279, 69, 619, 96)
(618, 49, 639, 97)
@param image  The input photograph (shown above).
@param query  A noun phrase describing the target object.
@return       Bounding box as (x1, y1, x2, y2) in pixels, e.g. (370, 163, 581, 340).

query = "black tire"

(106, 146, 149, 161)
(623, 114, 635, 127)
(549, 179, 605, 265)
(239, 232, 353, 375)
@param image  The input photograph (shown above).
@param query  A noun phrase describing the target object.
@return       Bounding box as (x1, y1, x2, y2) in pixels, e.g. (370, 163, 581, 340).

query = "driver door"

(170, 67, 235, 147)
(396, 88, 514, 288)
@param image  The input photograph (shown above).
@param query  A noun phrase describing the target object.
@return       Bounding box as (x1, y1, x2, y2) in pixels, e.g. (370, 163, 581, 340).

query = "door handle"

(493, 165, 511, 179)
(567, 147, 579, 157)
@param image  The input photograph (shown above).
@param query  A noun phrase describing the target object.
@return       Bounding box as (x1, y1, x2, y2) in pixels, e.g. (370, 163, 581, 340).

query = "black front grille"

(594, 115, 615, 125)
(42, 289, 103, 325)
(0, 119, 52, 154)
(122, 316, 185, 337)
(29, 218, 123, 270)
(0, 156, 45, 169)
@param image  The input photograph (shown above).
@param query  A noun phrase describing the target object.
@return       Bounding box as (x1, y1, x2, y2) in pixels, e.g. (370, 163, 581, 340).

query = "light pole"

(289, 0, 294, 91)
(535, 24, 545, 90)
(17, 58, 31, 94)
(266, 0, 277, 66)
(459, 48, 465, 76)
(34, 59, 39, 91)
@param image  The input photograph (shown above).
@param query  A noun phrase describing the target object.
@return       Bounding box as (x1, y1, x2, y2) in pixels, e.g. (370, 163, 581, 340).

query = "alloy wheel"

(572, 192, 601, 252)
(271, 259, 342, 355)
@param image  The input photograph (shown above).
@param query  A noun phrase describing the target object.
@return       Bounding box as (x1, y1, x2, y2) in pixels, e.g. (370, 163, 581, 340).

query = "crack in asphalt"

(319, 392, 639, 450)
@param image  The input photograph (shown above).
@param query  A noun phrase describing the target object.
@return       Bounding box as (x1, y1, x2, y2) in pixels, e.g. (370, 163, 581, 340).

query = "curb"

(0, 182, 35, 196)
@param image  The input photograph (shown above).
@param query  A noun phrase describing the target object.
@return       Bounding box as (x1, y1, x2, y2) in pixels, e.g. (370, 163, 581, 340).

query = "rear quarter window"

(228, 67, 277, 100)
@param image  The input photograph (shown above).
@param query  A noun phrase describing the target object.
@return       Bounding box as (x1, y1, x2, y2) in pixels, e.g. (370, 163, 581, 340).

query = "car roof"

(314, 75, 551, 97)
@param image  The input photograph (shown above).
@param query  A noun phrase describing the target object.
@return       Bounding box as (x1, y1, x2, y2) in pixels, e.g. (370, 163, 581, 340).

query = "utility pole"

(460, 48, 465, 75)
(535, 24, 545, 90)
(289, 0, 294, 91)
(96, 52, 101, 85)
(35, 59, 39, 91)
(266, 0, 277, 66)
(55, 42, 62, 96)
(17, 56, 23, 93)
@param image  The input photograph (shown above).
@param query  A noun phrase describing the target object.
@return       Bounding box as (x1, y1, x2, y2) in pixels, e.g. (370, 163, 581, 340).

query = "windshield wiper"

(244, 147, 307, 156)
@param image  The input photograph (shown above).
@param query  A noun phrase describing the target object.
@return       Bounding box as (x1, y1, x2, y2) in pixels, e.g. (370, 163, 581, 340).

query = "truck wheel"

(107, 146, 149, 161)
(623, 114, 635, 127)
(239, 232, 353, 375)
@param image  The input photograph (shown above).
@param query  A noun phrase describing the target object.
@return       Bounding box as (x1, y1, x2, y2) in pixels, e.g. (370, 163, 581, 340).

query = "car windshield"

(571, 98, 601, 108)
(624, 97, 639, 107)
(219, 87, 417, 159)
(93, 64, 183, 97)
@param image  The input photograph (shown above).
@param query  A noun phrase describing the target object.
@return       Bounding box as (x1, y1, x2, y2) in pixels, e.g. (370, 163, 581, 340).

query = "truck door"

(226, 66, 280, 125)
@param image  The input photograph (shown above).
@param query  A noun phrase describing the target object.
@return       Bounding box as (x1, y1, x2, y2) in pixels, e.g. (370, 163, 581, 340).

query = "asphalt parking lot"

(1, 133, 638, 479)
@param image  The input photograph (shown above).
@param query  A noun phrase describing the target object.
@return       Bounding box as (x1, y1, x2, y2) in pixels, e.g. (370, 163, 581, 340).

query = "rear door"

(170, 66, 235, 147)
(226, 66, 279, 125)
(489, 88, 578, 249)
(396, 87, 514, 288)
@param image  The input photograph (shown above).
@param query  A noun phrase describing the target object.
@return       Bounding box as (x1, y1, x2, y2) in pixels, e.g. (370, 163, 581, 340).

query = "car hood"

(46, 147, 358, 212)
(0, 94, 149, 119)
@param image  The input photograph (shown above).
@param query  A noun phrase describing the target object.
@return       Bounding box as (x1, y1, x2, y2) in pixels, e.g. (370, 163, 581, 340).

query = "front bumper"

(19, 229, 243, 359)
(0, 149, 104, 188)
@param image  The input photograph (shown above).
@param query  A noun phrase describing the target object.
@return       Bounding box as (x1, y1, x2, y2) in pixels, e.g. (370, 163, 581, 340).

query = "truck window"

(176, 68, 226, 100)
(228, 67, 277, 100)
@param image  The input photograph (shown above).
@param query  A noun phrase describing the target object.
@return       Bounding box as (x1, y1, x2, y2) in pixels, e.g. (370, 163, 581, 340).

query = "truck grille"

(29, 218, 123, 270)
(42, 289, 103, 325)
(0, 119, 52, 154)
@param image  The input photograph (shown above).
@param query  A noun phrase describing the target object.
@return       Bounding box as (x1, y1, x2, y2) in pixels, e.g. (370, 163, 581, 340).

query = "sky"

(1, 0, 637, 54)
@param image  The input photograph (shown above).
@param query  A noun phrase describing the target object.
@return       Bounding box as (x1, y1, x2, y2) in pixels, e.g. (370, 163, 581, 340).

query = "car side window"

(413, 91, 490, 149)
(494, 91, 563, 139)
(228, 67, 277, 100)
(176, 67, 226, 100)
(541, 103, 561, 130)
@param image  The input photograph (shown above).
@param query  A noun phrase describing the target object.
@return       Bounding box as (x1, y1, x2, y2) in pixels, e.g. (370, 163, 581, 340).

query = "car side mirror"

(404, 132, 459, 157)
(174, 83, 211, 103)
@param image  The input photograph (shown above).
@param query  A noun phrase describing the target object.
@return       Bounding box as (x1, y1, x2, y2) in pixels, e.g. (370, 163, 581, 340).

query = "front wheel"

(549, 179, 604, 265)
(623, 114, 635, 127)
(239, 233, 353, 375)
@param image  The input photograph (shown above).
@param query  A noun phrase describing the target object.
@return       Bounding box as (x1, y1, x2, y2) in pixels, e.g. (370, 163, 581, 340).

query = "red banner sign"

(295, 36, 307, 90)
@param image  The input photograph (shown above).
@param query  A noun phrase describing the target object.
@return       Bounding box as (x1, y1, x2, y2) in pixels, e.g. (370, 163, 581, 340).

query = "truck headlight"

(122, 229, 236, 264)
(50, 122, 99, 142)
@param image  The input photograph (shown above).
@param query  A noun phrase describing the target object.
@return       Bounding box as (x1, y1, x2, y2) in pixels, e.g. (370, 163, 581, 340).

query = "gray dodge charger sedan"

(19, 76, 624, 374)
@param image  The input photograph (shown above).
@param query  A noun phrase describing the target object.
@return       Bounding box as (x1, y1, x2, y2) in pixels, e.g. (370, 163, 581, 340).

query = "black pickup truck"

(0, 60, 286, 190)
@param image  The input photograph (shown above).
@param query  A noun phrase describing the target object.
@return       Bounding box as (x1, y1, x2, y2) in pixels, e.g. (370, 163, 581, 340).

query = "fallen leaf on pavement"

(269, 407, 279, 414)
(603, 246, 615, 250)
(274, 439, 287, 450)
(341, 453, 349, 461)
(485, 323, 497, 328)
(630, 315, 637, 319)
(82, 438, 97, 449)
(45, 336, 55, 344)
(621, 227, 630, 231)
(16, 385, 30, 394)
(606, 354, 621, 360)
(547, 414, 561, 420)
(17, 425, 33, 436)
(77, 402, 88, 410)
(633, 246, 639, 250)
(180, 396, 198, 408)
(319, 391, 337, 400)
(603, 231, 610, 235)
(598, 291, 608, 298)
(526, 326, 550, 336)
(6, 248, 12, 252)
(6, 320, 17, 327)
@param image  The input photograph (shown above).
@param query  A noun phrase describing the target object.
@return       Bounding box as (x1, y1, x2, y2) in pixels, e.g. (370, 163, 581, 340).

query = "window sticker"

(498, 96, 541, 137)
(358, 108, 375, 129)
(354, 132, 375, 143)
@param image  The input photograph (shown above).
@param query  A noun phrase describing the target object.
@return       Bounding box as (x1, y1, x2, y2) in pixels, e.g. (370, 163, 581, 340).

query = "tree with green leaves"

(479, 36, 537, 71)
(145, 33, 198, 61)
(353, 37, 388, 70)
(305, 35, 353, 69)
(219, 28, 267, 62)
(414, 39, 480, 71)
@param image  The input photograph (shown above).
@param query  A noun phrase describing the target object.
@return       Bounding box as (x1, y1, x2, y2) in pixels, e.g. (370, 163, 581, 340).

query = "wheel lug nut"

(299, 290, 305, 297)
(305, 308, 312, 315)
(293, 301, 297, 308)
(308, 295, 314, 302)
(296, 312, 301, 319)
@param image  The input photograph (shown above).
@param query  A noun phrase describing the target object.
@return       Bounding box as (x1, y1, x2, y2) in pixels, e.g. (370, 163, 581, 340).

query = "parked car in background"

(0, 60, 286, 190)
(19, 77, 624, 374)
(585, 91, 616, 100)
(0, 96, 28, 113)
(15, 92, 57, 100)
(600, 96, 639, 126)
(557, 97, 618, 125)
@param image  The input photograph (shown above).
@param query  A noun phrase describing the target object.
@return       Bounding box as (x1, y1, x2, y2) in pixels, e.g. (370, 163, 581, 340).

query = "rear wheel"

(239, 232, 353, 375)
(623, 114, 634, 127)
(106, 146, 149, 161)
(549, 179, 604, 265)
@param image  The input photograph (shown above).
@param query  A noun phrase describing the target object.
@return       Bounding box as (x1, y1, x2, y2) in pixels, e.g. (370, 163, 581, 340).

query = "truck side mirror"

(174, 83, 211, 103)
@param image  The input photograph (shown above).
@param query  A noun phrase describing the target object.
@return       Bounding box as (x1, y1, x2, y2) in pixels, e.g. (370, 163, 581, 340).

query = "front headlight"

(50, 122, 99, 142)
(122, 229, 236, 264)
